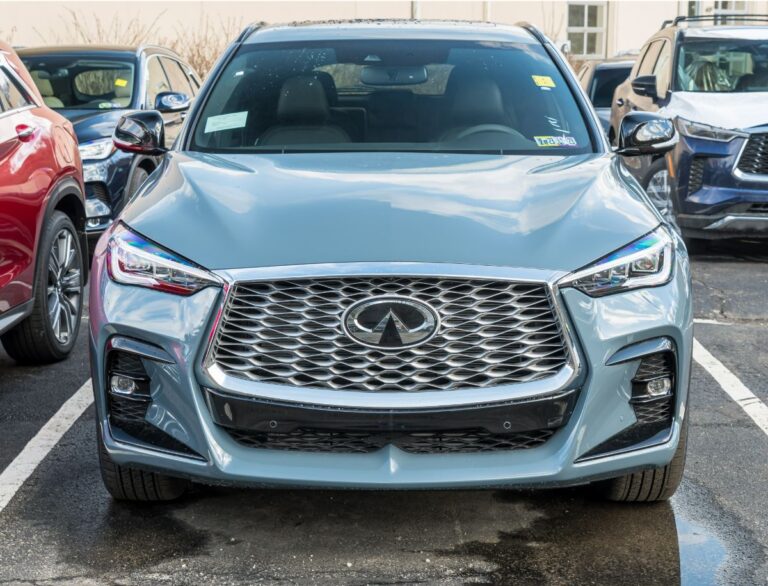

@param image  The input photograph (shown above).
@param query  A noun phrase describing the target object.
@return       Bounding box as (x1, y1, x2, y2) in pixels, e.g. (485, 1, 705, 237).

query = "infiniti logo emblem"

(342, 296, 439, 349)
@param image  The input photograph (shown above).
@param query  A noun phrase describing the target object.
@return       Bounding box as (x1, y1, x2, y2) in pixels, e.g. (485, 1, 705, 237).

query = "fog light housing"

(645, 377, 672, 397)
(86, 197, 111, 219)
(109, 374, 139, 396)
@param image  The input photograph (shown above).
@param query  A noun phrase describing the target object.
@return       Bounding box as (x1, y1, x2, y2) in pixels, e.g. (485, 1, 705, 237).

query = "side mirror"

(631, 75, 659, 99)
(113, 111, 166, 155)
(616, 112, 677, 156)
(154, 91, 191, 113)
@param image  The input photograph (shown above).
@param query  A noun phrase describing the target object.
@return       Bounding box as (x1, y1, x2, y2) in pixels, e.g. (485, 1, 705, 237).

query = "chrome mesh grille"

(737, 133, 768, 175)
(209, 276, 569, 392)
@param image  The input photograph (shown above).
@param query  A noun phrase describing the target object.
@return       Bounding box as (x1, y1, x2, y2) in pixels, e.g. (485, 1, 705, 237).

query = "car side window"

(653, 41, 672, 96)
(145, 56, 171, 109)
(160, 57, 195, 98)
(0, 67, 33, 113)
(638, 41, 663, 77)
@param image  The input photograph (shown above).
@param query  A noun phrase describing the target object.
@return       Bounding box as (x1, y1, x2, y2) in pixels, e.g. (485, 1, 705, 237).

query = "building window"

(713, 1, 747, 24)
(567, 2, 606, 58)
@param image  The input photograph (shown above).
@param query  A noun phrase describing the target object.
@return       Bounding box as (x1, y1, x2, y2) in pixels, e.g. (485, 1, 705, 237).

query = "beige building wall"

(3, 1, 768, 59)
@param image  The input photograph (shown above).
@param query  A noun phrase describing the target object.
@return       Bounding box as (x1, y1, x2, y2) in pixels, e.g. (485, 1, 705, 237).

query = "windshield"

(21, 56, 135, 110)
(675, 37, 768, 92)
(589, 66, 631, 108)
(191, 39, 594, 155)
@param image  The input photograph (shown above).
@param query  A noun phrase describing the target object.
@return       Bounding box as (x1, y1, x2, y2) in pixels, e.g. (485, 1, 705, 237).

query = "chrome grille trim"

(202, 263, 581, 408)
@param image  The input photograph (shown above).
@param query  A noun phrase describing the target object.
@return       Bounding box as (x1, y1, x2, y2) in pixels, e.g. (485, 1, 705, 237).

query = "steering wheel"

(453, 124, 525, 142)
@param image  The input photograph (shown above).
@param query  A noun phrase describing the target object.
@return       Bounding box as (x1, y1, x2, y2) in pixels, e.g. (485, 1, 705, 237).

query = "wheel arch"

(43, 176, 88, 284)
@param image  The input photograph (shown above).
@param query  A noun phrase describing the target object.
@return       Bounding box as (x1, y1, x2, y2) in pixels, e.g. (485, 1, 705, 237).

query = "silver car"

(89, 21, 692, 503)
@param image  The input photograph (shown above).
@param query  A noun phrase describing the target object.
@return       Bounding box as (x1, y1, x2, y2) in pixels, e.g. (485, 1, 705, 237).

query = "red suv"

(0, 42, 86, 363)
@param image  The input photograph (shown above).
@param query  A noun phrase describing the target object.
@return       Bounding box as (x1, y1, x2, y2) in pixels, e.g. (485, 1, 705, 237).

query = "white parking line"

(0, 380, 93, 515)
(694, 318, 733, 326)
(693, 338, 768, 437)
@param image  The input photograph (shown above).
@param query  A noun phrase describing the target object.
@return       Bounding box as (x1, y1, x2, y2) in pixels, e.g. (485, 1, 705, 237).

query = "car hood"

(662, 92, 768, 131)
(56, 108, 127, 143)
(121, 151, 659, 273)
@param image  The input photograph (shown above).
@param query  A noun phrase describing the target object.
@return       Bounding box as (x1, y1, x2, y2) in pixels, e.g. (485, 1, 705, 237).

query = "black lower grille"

(748, 202, 768, 214)
(106, 348, 201, 458)
(109, 395, 150, 421)
(632, 399, 673, 424)
(688, 157, 705, 193)
(228, 427, 555, 454)
(578, 344, 676, 460)
(737, 133, 768, 175)
(85, 182, 110, 205)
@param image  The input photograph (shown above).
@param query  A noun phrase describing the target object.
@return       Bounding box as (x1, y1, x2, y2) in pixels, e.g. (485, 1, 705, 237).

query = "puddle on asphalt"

(677, 517, 727, 586)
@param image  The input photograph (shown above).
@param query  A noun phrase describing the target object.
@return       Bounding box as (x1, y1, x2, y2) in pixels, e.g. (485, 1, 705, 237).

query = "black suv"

(19, 45, 201, 245)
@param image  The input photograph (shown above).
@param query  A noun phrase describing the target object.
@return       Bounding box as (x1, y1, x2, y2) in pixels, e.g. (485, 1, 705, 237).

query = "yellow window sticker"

(532, 75, 556, 89)
(114, 78, 128, 88)
(534, 136, 577, 148)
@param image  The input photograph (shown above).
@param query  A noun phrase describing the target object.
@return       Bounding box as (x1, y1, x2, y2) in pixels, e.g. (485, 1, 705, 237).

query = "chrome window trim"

(199, 262, 582, 410)
(733, 132, 768, 183)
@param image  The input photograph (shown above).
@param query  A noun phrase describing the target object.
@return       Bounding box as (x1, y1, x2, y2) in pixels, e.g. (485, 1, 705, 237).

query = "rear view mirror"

(632, 75, 659, 99)
(113, 111, 167, 155)
(154, 91, 191, 113)
(616, 112, 677, 156)
(361, 66, 428, 86)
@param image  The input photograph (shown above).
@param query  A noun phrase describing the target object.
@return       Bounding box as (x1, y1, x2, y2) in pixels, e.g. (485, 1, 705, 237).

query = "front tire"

(1, 211, 84, 364)
(596, 418, 688, 503)
(98, 429, 189, 502)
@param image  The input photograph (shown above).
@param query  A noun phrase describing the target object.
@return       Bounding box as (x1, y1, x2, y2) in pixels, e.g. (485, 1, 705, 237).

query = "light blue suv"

(89, 21, 693, 503)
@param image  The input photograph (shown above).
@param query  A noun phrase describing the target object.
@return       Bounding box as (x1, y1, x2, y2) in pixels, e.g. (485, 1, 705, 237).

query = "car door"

(144, 55, 176, 147)
(158, 56, 195, 146)
(626, 40, 664, 113)
(652, 41, 673, 104)
(0, 65, 53, 312)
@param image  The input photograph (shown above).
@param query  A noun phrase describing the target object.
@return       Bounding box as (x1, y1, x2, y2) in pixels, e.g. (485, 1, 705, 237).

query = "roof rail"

(514, 21, 549, 45)
(236, 22, 264, 43)
(661, 13, 768, 29)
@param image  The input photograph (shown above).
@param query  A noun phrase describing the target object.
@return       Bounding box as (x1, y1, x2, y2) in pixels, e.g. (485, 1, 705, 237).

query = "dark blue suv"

(19, 45, 201, 246)
(611, 16, 768, 248)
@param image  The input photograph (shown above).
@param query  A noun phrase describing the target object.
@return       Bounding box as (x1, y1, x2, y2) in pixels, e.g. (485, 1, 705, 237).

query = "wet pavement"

(0, 241, 767, 585)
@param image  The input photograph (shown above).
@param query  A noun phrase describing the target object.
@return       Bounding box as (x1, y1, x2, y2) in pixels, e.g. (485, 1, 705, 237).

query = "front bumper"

(672, 132, 768, 239)
(89, 236, 693, 489)
(83, 150, 133, 241)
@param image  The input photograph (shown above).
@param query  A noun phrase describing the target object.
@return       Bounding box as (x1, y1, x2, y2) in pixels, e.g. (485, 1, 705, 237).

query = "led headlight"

(676, 118, 747, 143)
(78, 138, 115, 161)
(107, 223, 221, 295)
(559, 227, 673, 297)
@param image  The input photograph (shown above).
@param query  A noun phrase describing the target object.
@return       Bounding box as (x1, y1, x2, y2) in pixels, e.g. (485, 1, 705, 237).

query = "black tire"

(98, 429, 189, 502)
(126, 165, 151, 200)
(597, 418, 688, 503)
(683, 237, 710, 256)
(1, 211, 84, 364)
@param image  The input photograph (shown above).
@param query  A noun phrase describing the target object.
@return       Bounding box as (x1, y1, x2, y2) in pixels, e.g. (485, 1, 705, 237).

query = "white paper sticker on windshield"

(205, 111, 248, 133)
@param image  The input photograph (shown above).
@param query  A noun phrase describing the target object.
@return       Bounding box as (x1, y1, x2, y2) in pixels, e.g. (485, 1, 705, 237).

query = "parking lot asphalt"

(0, 241, 767, 586)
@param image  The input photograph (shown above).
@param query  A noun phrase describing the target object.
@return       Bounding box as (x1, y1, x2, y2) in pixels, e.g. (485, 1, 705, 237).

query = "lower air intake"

(228, 428, 556, 454)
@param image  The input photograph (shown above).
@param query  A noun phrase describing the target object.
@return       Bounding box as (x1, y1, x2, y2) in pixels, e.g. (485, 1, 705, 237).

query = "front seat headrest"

(30, 70, 65, 108)
(311, 71, 338, 106)
(449, 77, 507, 127)
(277, 76, 330, 123)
